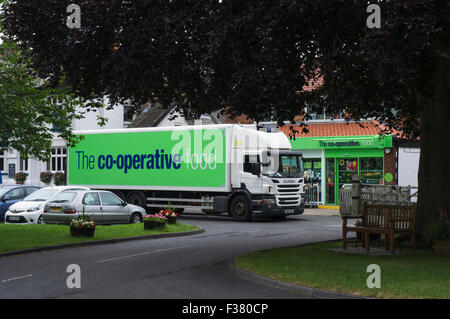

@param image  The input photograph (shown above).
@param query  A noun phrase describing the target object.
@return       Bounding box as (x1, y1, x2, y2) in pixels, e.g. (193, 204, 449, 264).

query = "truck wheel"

(230, 195, 252, 221)
(127, 191, 146, 210)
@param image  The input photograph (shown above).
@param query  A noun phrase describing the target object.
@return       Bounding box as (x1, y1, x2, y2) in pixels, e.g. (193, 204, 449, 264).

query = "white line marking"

(95, 246, 187, 263)
(1, 274, 33, 283)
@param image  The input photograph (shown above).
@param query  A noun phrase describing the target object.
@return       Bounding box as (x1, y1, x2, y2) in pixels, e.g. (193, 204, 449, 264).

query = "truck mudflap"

(251, 197, 305, 217)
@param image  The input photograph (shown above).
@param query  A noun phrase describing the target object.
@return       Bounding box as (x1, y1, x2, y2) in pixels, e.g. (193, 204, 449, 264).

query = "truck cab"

(226, 125, 305, 220)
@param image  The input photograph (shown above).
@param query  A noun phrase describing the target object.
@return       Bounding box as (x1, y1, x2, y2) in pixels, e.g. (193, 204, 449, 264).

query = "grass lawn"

(235, 241, 450, 299)
(0, 222, 199, 254)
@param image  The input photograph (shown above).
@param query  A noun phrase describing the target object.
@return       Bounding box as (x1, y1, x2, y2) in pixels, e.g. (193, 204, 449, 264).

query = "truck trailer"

(67, 124, 305, 221)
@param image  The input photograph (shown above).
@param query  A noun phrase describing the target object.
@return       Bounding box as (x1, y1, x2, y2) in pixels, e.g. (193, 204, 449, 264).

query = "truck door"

(241, 153, 264, 194)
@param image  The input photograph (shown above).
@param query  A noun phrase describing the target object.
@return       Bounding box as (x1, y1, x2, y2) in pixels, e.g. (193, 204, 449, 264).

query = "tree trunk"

(416, 52, 450, 239)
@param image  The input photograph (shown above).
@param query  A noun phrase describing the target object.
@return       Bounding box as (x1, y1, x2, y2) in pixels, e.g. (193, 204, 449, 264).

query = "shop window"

(46, 147, 67, 172)
(360, 158, 384, 184)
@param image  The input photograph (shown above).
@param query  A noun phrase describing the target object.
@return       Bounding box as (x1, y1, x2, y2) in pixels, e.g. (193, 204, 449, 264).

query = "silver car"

(42, 190, 146, 225)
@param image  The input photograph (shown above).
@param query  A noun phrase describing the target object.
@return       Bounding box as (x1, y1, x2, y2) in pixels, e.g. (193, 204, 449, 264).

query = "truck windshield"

(264, 155, 304, 178)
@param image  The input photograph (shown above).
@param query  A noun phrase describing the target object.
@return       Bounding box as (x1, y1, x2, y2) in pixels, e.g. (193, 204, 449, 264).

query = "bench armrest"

(341, 215, 363, 220)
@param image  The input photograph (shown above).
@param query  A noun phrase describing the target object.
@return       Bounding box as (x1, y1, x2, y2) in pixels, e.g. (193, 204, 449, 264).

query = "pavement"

(0, 209, 346, 299)
(303, 208, 341, 216)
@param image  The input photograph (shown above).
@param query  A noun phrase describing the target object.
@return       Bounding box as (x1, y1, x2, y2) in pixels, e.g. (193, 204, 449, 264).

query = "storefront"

(290, 135, 393, 205)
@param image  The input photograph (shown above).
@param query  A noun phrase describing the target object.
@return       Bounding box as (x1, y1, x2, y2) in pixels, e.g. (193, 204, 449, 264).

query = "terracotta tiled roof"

(279, 121, 383, 137)
(225, 114, 254, 124)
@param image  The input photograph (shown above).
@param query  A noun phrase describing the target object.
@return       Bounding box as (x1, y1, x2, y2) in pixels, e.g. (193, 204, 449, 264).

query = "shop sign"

(291, 135, 392, 150)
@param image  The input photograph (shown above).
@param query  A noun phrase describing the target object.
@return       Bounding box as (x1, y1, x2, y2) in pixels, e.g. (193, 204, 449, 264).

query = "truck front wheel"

(230, 195, 252, 221)
(127, 192, 147, 210)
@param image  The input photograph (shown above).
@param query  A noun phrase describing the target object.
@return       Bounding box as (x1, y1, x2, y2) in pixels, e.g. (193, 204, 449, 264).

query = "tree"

(0, 38, 87, 161)
(4, 0, 449, 237)
(0, 0, 89, 162)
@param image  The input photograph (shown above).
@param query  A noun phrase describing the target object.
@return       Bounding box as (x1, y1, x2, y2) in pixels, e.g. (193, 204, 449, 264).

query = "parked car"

(5, 186, 90, 224)
(0, 185, 41, 222)
(42, 190, 146, 225)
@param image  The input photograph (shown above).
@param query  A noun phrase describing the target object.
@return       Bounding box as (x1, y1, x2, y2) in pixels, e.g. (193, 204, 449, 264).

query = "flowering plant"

(70, 206, 96, 237)
(144, 213, 167, 223)
(70, 206, 95, 228)
(14, 172, 28, 184)
(160, 209, 178, 218)
(70, 218, 96, 228)
(40, 171, 53, 184)
(53, 172, 65, 186)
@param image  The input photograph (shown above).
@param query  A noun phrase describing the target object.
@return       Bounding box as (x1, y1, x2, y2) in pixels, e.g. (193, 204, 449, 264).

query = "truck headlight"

(262, 198, 276, 204)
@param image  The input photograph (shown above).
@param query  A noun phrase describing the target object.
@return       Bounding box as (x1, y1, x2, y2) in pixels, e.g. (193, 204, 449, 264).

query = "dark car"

(0, 185, 41, 222)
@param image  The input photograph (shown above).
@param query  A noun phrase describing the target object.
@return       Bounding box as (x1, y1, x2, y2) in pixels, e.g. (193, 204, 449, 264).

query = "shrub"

(40, 171, 53, 184)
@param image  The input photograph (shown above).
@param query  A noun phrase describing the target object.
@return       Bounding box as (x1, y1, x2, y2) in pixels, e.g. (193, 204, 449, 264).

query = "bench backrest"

(362, 203, 416, 231)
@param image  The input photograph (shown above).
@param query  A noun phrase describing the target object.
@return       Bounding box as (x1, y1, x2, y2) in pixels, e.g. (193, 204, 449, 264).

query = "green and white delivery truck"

(67, 124, 305, 221)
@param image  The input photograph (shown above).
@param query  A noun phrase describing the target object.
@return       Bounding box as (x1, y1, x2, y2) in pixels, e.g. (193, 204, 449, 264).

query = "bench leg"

(342, 230, 347, 250)
(365, 231, 370, 252)
(390, 230, 395, 254)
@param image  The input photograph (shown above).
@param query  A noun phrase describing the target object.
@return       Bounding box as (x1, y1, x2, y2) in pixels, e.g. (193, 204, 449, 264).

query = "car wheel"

(130, 213, 143, 224)
(37, 215, 45, 224)
(230, 195, 252, 221)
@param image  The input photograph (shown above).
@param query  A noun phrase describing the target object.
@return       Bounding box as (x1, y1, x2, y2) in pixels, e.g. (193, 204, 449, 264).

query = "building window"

(0, 149, 4, 172)
(46, 147, 67, 172)
(19, 156, 29, 172)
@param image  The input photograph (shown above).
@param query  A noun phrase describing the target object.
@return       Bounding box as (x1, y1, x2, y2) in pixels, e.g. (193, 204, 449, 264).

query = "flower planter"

(70, 226, 95, 237)
(432, 240, 450, 255)
(167, 216, 177, 225)
(144, 220, 166, 230)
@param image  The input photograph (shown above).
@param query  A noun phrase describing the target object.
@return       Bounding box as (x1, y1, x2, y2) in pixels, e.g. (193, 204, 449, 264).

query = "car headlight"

(26, 206, 41, 212)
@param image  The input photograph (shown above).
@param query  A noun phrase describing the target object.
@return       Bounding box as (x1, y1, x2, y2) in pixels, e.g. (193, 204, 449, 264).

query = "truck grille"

(276, 184, 301, 207)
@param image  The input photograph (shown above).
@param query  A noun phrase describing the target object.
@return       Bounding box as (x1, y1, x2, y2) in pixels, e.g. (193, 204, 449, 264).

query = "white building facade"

(0, 104, 124, 186)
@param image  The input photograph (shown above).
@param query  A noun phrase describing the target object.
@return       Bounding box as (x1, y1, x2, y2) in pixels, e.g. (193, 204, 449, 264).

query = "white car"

(4, 186, 90, 224)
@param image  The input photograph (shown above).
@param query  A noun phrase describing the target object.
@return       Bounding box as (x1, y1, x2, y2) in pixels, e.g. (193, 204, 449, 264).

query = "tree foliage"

(0, 38, 85, 161)
(3, 0, 449, 234)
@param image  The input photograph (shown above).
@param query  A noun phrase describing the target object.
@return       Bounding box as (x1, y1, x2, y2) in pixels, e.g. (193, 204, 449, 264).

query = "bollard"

(352, 174, 361, 216)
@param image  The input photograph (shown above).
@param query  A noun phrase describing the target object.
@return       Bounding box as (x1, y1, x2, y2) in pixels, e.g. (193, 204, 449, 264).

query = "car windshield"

(23, 189, 59, 202)
(48, 192, 78, 203)
(0, 187, 15, 197)
(264, 155, 304, 178)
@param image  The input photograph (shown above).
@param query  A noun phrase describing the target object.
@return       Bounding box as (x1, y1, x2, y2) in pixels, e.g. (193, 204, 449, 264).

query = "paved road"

(0, 210, 343, 299)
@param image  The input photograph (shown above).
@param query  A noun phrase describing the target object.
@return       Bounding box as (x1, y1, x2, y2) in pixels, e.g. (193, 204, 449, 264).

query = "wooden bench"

(342, 203, 416, 254)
